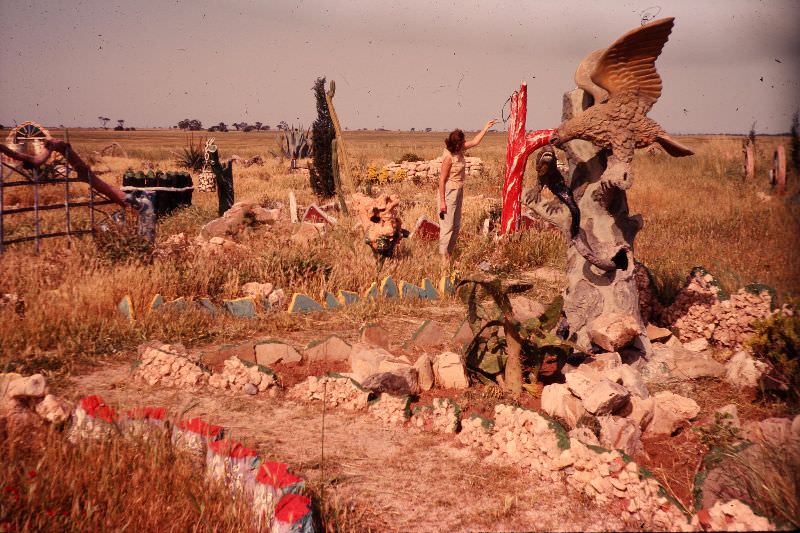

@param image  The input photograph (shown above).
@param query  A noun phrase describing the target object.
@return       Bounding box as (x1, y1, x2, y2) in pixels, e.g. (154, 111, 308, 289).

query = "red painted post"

(500, 82, 555, 235)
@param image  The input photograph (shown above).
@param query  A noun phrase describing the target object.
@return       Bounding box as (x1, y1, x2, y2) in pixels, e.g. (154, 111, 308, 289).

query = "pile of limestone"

(135, 343, 208, 389)
(381, 156, 483, 182)
(672, 288, 772, 350)
(289, 375, 370, 410)
(134, 342, 276, 396)
(658, 270, 773, 350)
(460, 404, 694, 530)
(207, 357, 277, 395)
(541, 348, 712, 457)
(410, 398, 461, 433)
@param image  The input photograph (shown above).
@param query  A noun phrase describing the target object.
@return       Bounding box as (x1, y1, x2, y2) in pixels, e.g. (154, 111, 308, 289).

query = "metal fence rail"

(0, 153, 115, 254)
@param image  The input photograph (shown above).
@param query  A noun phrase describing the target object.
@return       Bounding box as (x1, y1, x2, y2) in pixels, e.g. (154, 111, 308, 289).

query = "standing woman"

(438, 119, 496, 266)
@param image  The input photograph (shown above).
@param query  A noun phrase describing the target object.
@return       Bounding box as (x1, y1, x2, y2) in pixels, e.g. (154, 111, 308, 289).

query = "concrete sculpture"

(527, 17, 693, 353)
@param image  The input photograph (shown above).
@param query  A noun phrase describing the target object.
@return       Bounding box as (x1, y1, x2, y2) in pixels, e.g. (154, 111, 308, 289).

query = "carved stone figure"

(527, 17, 693, 354)
(352, 193, 406, 265)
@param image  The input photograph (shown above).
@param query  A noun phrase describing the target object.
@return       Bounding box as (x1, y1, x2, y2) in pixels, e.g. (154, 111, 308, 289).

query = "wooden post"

(500, 83, 554, 235)
(772, 145, 787, 194)
(208, 147, 234, 216)
(325, 80, 352, 214)
(743, 139, 755, 180)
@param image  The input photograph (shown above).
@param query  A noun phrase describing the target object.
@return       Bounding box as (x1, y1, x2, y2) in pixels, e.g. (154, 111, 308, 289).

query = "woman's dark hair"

(445, 129, 465, 153)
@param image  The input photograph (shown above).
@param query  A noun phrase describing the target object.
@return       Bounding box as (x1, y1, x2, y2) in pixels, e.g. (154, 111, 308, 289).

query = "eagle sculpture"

(550, 17, 693, 189)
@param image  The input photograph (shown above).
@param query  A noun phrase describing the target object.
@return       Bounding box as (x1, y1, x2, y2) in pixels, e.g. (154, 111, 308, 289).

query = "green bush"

(748, 300, 799, 403)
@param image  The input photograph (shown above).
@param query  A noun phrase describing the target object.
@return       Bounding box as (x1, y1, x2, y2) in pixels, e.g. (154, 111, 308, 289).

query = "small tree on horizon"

(309, 76, 335, 198)
(114, 119, 125, 131)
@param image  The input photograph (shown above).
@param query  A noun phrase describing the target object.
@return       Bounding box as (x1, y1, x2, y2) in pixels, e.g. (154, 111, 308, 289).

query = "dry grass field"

(0, 128, 797, 373)
(1, 127, 798, 532)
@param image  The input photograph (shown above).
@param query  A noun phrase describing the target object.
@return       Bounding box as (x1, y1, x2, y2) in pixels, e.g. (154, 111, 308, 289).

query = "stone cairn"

(380, 156, 484, 182)
(134, 342, 277, 396)
(658, 270, 772, 350)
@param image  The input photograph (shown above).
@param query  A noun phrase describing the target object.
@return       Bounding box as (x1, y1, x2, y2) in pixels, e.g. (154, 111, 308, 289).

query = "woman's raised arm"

(463, 119, 497, 149)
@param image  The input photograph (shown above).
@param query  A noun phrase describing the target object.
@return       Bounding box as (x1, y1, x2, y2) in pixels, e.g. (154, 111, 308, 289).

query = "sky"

(0, 0, 798, 134)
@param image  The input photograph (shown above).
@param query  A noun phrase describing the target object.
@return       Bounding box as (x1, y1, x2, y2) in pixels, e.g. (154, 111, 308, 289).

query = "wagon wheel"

(2, 121, 65, 178)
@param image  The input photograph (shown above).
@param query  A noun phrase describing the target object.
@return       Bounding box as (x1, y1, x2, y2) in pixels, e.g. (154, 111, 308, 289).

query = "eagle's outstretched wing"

(590, 17, 674, 110)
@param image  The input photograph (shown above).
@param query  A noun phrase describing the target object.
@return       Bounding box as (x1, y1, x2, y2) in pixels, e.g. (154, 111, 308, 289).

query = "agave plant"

(273, 125, 312, 168)
(456, 276, 573, 395)
(173, 134, 206, 172)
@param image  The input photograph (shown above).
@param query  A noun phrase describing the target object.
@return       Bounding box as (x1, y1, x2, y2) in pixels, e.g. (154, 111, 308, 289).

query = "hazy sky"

(1, 0, 798, 133)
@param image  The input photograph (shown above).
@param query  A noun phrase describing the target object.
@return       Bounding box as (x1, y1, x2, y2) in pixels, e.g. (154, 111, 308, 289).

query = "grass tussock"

(0, 427, 259, 533)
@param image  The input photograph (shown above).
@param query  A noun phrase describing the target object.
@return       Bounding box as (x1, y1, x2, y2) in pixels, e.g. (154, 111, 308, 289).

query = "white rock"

(541, 383, 585, 428)
(582, 379, 630, 415)
(6, 374, 47, 398)
(647, 391, 700, 436)
(414, 354, 435, 391)
(34, 394, 72, 424)
(629, 396, 656, 431)
(305, 335, 352, 362)
(588, 313, 640, 351)
(682, 338, 709, 352)
(565, 366, 601, 399)
(598, 415, 643, 456)
(433, 351, 469, 389)
(349, 343, 395, 381)
(724, 351, 767, 389)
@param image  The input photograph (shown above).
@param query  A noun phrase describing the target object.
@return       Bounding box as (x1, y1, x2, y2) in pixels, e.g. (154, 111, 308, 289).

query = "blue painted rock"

(288, 293, 323, 314)
(117, 295, 134, 322)
(223, 297, 257, 318)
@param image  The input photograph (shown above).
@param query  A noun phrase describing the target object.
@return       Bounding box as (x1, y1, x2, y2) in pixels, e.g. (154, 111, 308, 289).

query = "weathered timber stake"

(743, 139, 755, 180)
(325, 80, 352, 213)
(771, 144, 786, 194)
(500, 82, 554, 235)
(208, 144, 234, 216)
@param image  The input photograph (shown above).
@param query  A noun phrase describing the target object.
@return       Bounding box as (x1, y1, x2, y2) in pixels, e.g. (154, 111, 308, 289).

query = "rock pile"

(134, 342, 208, 389)
(461, 404, 693, 530)
(542, 351, 704, 452)
(200, 201, 282, 240)
(381, 156, 484, 182)
(692, 500, 774, 532)
(208, 357, 277, 395)
(289, 375, 370, 410)
(368, 393, 411, 425)
(411, 398, 460, 433)
(658, 270, 772, 350)
(457, 415, 494, 452)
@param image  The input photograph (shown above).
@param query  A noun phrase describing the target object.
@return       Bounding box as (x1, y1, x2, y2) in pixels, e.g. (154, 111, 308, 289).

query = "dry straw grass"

(0, 130, 797, 373)
(0, 427, 260, 532)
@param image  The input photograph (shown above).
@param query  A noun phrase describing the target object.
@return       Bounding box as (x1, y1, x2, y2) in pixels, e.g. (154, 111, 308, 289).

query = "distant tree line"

(176, 119, 274, 132)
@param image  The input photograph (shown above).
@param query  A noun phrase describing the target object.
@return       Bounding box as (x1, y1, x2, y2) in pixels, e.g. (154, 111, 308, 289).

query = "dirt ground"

(62, 363, 634, 532)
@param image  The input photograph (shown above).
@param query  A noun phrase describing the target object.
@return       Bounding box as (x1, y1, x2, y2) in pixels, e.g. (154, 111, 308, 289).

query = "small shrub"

(692, 412, 743, 449)
(396, 153, 422, 164)
(95, 215, 153, 265)
(748, 301, 799, 403)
